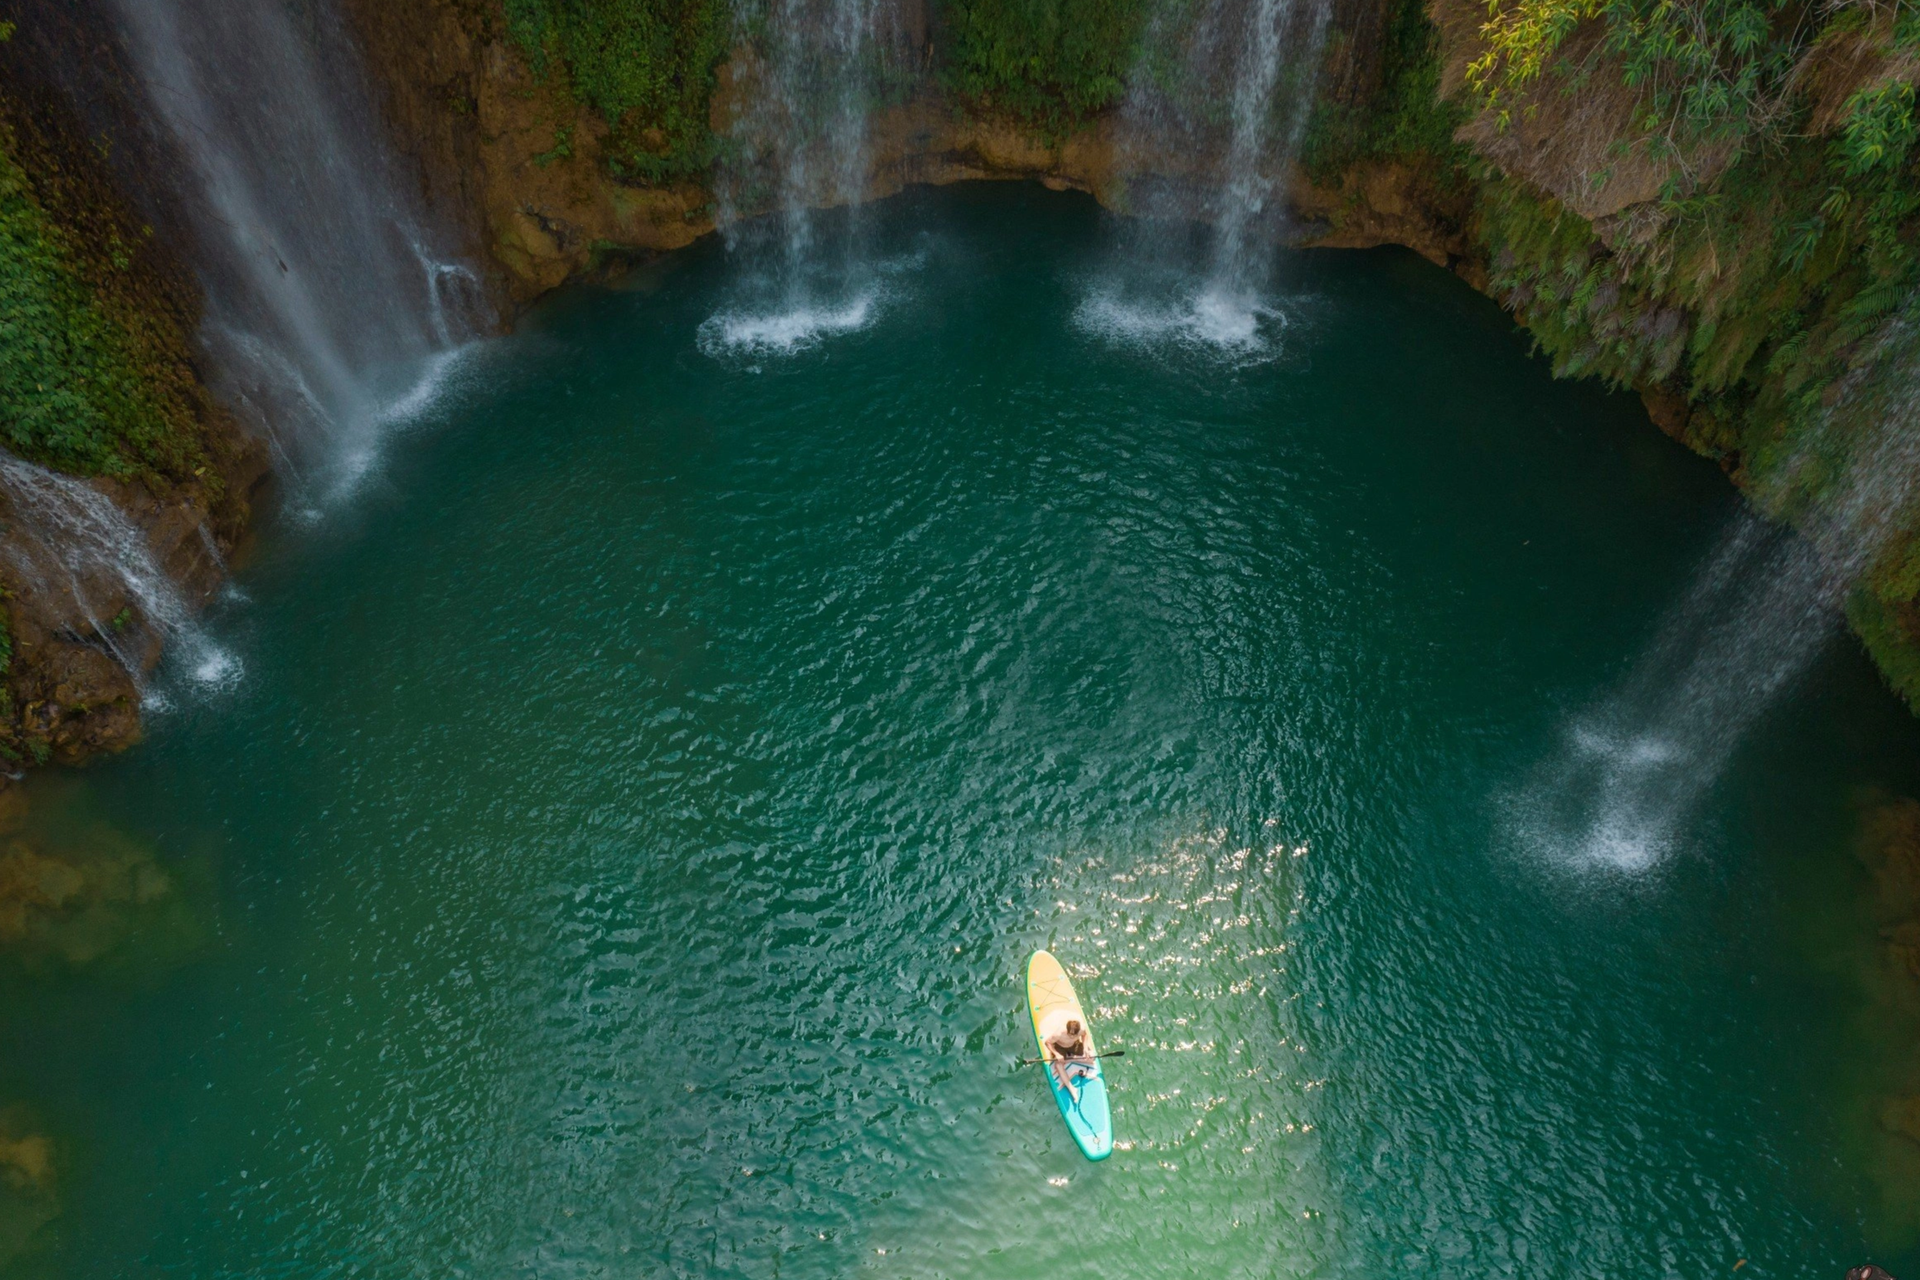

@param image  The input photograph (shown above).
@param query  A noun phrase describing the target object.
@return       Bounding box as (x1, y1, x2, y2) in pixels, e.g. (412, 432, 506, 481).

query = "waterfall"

(0, 457, 235, 694)
(1079, 0, 1331, 354)
(105, 0, 485, 507)
(1197, 0, 1330, 300)
(701, 0, 913, 356)
(1523, 318, 1920, 872)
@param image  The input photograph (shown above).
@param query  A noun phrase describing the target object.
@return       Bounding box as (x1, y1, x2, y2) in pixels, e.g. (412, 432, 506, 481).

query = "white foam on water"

(697, 292, 879, 359)
(187, 643, 243, 690)
(1074, 284, 1287, 361)
(1503, 714, 1721, 880)
(146, 637, 245, 709)
(1500, 765, 1674, 881)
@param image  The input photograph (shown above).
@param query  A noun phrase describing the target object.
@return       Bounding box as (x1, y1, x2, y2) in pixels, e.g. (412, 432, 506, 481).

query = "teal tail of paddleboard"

(1046, 1066, 1113, 1161)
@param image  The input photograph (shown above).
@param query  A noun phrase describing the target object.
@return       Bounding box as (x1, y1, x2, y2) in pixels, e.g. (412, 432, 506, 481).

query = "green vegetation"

(497, 0, 1159, 159)
(0, 120, 207, 480)
(534, 122, 576, 167)
(1467, 0, 1822, 142)
(1301, 0, 1473, 182)
(936, 0, 1152, 133)
(1459, 15, 1920, 441)
(501, 0, 731, 182)
(1471, 110, 1918, 443)
(1457, 0, 1920, 701)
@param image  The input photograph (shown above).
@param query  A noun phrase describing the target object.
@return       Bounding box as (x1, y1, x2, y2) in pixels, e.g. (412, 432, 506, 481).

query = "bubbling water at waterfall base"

(1520, 310, 1920, 874)
(1076, 0, 1332, 359)
(0, 457, 240, 702)
(702, 0, 915, 357)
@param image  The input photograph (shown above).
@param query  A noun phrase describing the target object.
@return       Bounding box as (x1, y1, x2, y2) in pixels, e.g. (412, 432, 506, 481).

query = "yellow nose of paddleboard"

(1027, 950, 1095, 1053)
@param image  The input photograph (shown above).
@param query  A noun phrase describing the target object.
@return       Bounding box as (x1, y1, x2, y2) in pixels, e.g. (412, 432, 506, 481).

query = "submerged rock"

(1852, 792, 1920, 1186)
(0, 838, 175, 965)
(1858, 793, 1920, 922)
(1883, 1096, 1920, 1147)
(0, 777, 207, 973)
(0, 1111, 56, 1274)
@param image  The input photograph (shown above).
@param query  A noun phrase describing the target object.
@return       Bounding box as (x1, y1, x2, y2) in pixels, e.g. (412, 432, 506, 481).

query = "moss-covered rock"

(0, 15, 220, 488)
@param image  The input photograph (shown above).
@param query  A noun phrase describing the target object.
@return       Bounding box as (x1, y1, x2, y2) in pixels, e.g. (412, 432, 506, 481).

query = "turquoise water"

(7, 183, 1920, 1278)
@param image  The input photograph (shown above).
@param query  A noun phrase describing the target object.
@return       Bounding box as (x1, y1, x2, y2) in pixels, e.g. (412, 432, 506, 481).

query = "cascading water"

(104, 0, 486, 506)
(701, 0, 913, 355)
(1079, 0, 1331, 354)
(1523, 315, 1920, 871)
(0, 456, 235, 694)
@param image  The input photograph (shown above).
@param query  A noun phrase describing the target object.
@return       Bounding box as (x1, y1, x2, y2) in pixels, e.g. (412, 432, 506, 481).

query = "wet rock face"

(0, 0, 268, 773)
(0, 458, 267, 767)
(341, 1, 1473, 304)
(340, 0, 711, 304)
(0, 531, 144, 766)
(9, 641, 141, 766)
(0, 465, 268, 766)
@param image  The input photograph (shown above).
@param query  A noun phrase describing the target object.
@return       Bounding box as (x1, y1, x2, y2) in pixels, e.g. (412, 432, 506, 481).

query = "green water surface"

(7, 183, 1920, 1279)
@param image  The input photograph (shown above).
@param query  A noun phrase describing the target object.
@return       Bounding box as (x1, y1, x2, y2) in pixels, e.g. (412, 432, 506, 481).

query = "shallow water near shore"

(6, 182, 1920, 1278)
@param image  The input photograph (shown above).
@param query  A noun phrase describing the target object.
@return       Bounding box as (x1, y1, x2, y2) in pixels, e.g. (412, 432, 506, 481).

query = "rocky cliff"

(0, 4, 267, 769)
(1, 0, 1918, 774)
(335, 0, 1920, 719)
(339, 0, 1458, 297)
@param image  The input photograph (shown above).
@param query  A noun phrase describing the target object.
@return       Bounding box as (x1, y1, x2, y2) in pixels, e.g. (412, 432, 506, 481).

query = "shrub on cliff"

(937, 0, 1152, 133)
(1301, 0, 1474, 181)
(1466, 0, 1822, 143)
(0, 120, 205, 481)
(502, 0, 731, 182)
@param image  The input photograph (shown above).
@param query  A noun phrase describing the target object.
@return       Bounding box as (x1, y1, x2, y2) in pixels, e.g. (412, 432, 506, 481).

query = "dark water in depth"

(8, 183, 1920, 1279)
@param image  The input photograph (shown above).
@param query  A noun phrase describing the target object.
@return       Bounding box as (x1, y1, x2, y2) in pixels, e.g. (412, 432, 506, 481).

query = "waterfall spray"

(702, 0, 912, 355)
(0, 457, 236, 693)
(1079, 0, 1331, 354)
(1201, 0, 1330, 303)
(1523, 316, 1920, 871)
(106, 0, 486, 507)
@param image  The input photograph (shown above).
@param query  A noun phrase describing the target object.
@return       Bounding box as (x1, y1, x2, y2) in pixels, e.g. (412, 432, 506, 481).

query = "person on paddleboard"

(1045, 1020, 1097, 1102)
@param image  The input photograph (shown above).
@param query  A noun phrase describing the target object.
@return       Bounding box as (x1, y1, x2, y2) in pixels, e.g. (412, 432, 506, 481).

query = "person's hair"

(1066, 1020, 1080, 1033)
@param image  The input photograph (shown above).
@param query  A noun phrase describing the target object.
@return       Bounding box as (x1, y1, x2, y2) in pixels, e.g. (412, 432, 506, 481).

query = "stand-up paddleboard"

(1026, 950, 1113, 1161)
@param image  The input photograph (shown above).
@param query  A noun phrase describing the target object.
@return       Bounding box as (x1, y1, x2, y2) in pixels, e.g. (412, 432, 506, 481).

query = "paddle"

(1017, 1050, 1126, 1066)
